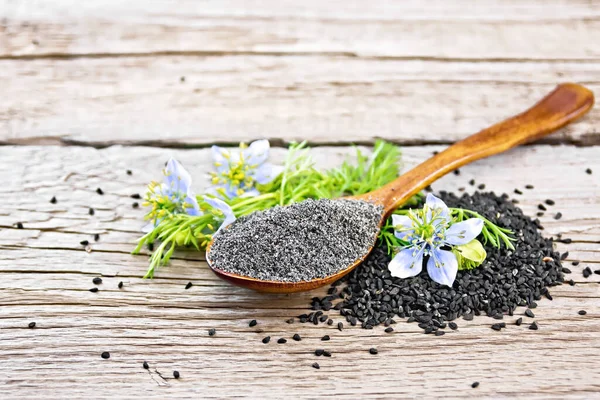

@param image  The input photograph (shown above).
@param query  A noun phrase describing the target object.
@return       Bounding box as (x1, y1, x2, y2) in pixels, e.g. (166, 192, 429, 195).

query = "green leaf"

(453, 239, 486, 270)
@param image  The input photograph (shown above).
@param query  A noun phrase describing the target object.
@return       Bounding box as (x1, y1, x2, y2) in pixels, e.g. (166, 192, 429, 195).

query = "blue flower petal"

(388, 247, 424, 278)
(427, 248, 458, 287)
(425, 193, 451, 223)
(243, 139, 270, 166)
(240, 188, 260, 197)
(391, 214, 414, 241)
(141, 220, 158, 233)
(204, 196, 236, 233)
(210, 145, 231, 173)
(165, 158, 192, 194)
(253, 163, 284, 184)
(445, 218, 484, 245)
(184, 194, 201, 216)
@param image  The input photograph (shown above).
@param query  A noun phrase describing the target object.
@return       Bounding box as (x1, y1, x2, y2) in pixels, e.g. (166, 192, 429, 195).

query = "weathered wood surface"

(1, 145, 599, 399)
(1, 57, 599, 147)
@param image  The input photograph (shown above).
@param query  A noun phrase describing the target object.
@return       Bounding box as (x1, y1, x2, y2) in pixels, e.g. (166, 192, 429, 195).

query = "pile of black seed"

(307, 191, 564, 332)
(209, 199, 383, 282)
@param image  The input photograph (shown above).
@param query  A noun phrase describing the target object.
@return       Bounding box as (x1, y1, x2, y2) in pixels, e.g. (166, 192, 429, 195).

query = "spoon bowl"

(207, 83, 594, 293)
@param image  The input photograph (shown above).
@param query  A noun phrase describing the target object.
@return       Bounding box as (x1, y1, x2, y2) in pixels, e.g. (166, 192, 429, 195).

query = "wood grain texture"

(1, 56, 600, 147)
(0, 144, 599, 399)
(2, 0, 600, 59)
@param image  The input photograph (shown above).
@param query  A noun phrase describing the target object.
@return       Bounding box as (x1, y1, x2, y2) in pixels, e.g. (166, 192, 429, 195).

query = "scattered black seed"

(558, 238, 572, 244)
(515, 317, 523, 326)
(435, 330, 445, 336)
(292, 334, 301, 341)
(369, 348, 378, 355)
(180, 76, 185, 82)
(173, 371, 180, 379)
(568, 279, 575, 286)
(89, 208, 95, 216)
(595, 270, 600, 275)
(583, 267, 593, 278)
(131, 193, 142, 199)
(322, 335, 330, 341)
(143, 361, 149, 369)
(469, 179, 475, 186)
(536, 212, 544, 217)
(185, 282, 193, 290)
(586, 168, 592, 175)
(16, 222, 23, 229)
(337, 322, 343, 331)
(384, 327, 394, 333)
(92, 277, 102, 285)
(572, 261, 580, 266)
(472, 382, 480, 388)
(249, 320, 257, 327)
(562, 267, 572, 274)
(312, 362, 320, 369)
(118, 281, 124, 289)
(545, 199, 555, 206)
(126, 170, 132, 175)
(94, 233, 100, 242)
(544, 292, 553, 300)
(327, 319, 333, 325)
(453, 169, 460, 175)
(553, 212, 562, 220)
(514, 189, 523, 195)
(530, 302, 537, 309)
(449, 322, 458, 330)
(89, 287, 99, 293)
(323, 350, 332, 357)
(286, 318, 294, 324)
(538, 204, 547, 211)
(458, 187, 465, 192)
(147, 242, 154, 251)
(262, 336, 271, 344)
(132, 202, 139, 208)
(96, 188, 104, 195)
(50, 196, 57, 204)
(529, 321, 538, 330)
(424, 185, 433, 192)
(525, 184, 534, 189)
(277, 338, 287, 344)
(512, 199, 519, 204)
(491, 324, 502, 331)
(80, 240, 89, 246)
(208, 328, 216, 336)
(561, 252, 569, 260)
(525, 309, 535, 318)
(101, 352, 110, 359)
(578, 310, 587, 315)
(315, 349, 324, 356)
(477, 184, 486, 190)
(28, 322, 36, 328)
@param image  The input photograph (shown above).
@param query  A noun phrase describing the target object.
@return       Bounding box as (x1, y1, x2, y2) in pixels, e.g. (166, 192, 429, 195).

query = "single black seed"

(529, 322, 538, 330)
(327, 319, 333, 325)
(101, 352, 110, 359)
(185, 282, 193, 290)
(92, 277, 102, 285)
(322, 335, 330, 341)
(262, 336, 270, 344)
(143, 361, 149, 369)
(315, 349, 324, 356)
(50, 196, 57, 204)
(561, 251, 569, 260)
(16, 222, 23, 229)
(173, 371, 180, 379)
(249, 320, 257, 327)
(491, 324, 502, 331)
(323, 350, 332, 357)
(585, 168, 592, 175)
(180, 76, 185, 82)
(28, 322, 36, 328)
(312, 362, 320, 369)
(208, 328, 216, 336)
(449, 322, 458, 330)
(578, 310, 587, 315)
(583, 267, 593, 278)
(559, 238, 572, 244)
(595, 270, 600, 275)
(568, 279, 575, 286)
(514, 189, 523, 195)
(477, 184, 486, 190)
(553, 212, 562, 220)
(435, 331, 445, 336)
(524, 309, 535, 318)
(89, 287, 99, 293)
(515, 317, 523, 326)
(96, 188, 104, 195)
(126, 170, 132, 175)
(337, 322, 343, 331)
(572, 261, 580, 266)
(286, 318, 294, 324)
(80, 240, 89, 246)
(453, 169, 460, 175)
(536, 212, 544, 217)
(89, 208, 95, 216)
(525, 184, 534, 189)
(369, 348, 378, 355)
(472, 382, 480, 388)
(538, 204, 547, 211)
(469, 179, 475, 186)
(94, 233, 100, 242)
(545, 199, 555, 206)
(147, 242, 154, 251)
(118, 281, 123, 289)
(385, 327, 394, 333)
(424, 185, 433, 192)
(277, 338, 287, 344)
(292, 334, 301, 341)
(545, 292, 553, 300)
(562, 267, 572, 274)
(132, 202, 139, 208)
(131, 194, 142, 199)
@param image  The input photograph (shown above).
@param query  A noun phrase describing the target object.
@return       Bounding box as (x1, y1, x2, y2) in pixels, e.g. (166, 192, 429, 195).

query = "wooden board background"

(1, 1, 600, 399)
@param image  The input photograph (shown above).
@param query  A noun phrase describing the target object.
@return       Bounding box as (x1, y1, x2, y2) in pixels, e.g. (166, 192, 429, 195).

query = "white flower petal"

(445, 218, 484, 245)
(203, 196, 236, 233)
(427, 249, 458, 287)
(243, 139, 270, 166)
(388, 248, 424, 279)
(253, 163, 283, 184)
(425, 193, 451, 223)
(391, 214, 412, 230)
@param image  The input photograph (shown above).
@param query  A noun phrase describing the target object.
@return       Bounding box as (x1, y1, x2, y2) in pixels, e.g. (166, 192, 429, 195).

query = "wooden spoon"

(206, 83, 594, 293)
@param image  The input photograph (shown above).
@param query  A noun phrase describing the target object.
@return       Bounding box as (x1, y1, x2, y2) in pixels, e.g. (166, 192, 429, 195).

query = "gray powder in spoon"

(208, 199, 383, 282)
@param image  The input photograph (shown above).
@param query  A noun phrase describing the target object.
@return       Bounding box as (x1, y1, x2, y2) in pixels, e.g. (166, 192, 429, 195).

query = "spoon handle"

(368, 83, 595, 217)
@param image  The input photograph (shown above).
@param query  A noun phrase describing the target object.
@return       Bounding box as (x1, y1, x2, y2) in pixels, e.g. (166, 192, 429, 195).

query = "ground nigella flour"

(208, 199, 383, 282)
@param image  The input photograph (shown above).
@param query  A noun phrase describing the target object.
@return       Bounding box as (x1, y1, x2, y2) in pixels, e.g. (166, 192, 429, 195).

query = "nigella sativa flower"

(388, 193, 484, 287)
(203, 196, 236, 234)
(210, 139, 283, 198)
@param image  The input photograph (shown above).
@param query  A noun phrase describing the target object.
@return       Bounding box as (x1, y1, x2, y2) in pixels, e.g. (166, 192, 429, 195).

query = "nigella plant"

(210, 139, 283, 198)
(388, 194, 485, 287)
